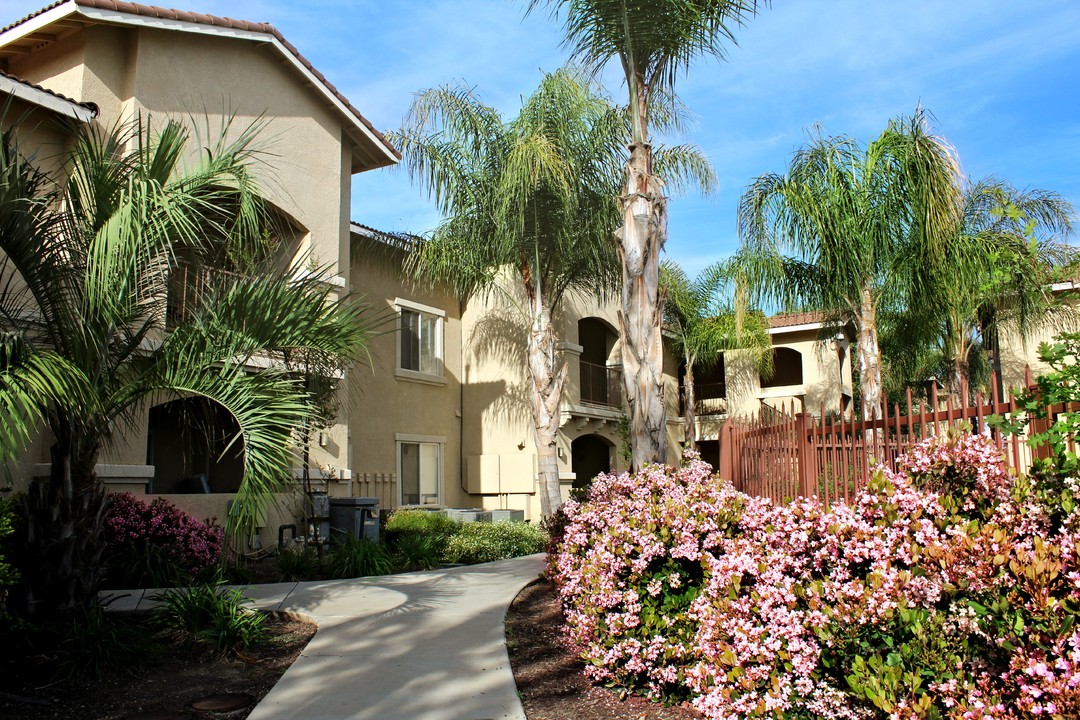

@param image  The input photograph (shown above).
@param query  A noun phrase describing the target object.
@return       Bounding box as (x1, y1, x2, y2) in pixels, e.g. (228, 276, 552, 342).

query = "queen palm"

(528, 0, 766, 469)
(0, 117, 375, 539)
(736, 110, 964, 421)
(394, 69, 713, 517)
(661, 259, 770, 451)
(927, 179, 1075, 395)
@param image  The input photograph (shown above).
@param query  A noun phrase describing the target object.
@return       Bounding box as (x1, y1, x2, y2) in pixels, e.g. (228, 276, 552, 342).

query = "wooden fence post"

(719, 421, 736, 486)
(796, 412, 816, 498)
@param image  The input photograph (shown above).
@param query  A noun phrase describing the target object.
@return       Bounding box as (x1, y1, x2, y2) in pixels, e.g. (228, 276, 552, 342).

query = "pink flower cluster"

(104, 493, 223, 578)
(553, 435, 1080, 719)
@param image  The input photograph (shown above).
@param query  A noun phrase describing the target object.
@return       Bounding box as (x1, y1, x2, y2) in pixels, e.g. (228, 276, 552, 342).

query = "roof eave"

(0, 0, 398, 170)
(0, 73, 95, 121)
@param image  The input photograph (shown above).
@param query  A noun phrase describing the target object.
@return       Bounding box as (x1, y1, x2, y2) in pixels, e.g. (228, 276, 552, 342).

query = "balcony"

(167, 263, 245, 329)
(579, 360, 623, 409)
(680, 382, 728, 417)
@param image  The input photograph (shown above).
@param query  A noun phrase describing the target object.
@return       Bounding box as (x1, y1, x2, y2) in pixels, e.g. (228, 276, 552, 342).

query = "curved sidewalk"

(240, 553, 546, 720)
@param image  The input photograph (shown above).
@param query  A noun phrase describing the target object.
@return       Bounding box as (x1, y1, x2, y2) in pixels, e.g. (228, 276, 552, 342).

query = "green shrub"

(54, 608, 155, 680)
(274, 543, 325, 581)
(385, 509, 460, 539)
(327, 534, 393, 578)
(392, 532, 441, 572)
(441, 521, 547, 564)
(385, 509, 461, 561)
(0, 496, 17, 621)
(153, 584, 266, 655)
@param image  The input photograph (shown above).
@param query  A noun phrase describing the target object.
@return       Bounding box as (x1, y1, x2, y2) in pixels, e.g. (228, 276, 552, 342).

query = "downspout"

(459, 296, 468, 498)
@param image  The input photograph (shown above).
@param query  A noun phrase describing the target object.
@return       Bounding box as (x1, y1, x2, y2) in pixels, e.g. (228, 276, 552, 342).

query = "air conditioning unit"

(443, 508, 492, 523)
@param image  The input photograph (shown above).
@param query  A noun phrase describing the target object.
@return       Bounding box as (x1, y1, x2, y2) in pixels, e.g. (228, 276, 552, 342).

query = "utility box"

(489, 509, 525, 523)
(443, 508, 492, 524)
(309, 492, 330, 541)
(329, 497, 380, 544)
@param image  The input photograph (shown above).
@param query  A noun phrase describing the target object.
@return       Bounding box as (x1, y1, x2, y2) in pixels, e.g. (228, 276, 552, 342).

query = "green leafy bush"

(153, 585, 266, 655)
(384, 509, 461, 564)
(442, 521, 547, 564)
(392, 532, 441, 572)
(0, 496, 17, 621)
(54, 608, 155, 680)
(327, 534, 393, 578)
(274, 543, 325, 581)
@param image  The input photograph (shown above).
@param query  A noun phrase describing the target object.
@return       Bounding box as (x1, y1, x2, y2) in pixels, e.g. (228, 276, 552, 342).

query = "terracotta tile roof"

(0, 68, 98, 117)
(1, 0, 399, 162)
(768, 311, 827, 329)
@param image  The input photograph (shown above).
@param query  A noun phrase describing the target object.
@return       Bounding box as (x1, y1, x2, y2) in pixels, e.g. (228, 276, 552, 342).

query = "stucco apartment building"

(1, 0, 855, 534)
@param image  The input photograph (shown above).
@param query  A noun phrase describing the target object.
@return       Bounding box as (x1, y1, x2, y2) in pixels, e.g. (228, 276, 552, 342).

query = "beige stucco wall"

(348, 239, 464, 513)
(998, 303, 1080, 392)
(726, 328, 850, 418)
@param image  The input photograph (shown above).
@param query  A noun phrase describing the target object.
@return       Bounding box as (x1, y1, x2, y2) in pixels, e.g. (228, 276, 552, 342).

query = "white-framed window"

(395, 298, 444, 380)
(396, 434, 444, 506)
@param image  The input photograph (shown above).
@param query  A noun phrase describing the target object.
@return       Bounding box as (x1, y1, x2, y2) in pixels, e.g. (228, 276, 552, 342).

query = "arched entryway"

(147, 397, 244, 493)
(571, 434, 613, 492)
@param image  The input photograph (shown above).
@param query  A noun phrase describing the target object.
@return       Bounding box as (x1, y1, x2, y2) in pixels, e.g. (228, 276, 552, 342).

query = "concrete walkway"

(105, 553, 546, 720)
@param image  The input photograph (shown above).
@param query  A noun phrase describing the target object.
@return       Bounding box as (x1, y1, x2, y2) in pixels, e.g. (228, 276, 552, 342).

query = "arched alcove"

(147, 397, 244, 493)
(761, 347, 803, 388)
(571, 434, 613, 491)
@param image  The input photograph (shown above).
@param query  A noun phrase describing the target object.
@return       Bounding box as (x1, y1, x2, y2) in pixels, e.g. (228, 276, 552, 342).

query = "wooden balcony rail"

(166, 263, 246, 328)
(579, 360, 624, 409)
(680, 382, 728, 416)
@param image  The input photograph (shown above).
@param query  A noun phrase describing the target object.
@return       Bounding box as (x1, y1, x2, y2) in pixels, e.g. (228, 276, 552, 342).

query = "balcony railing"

(680, 382, 728, 417)
(167, 263, 246, 329)
(580, 360, 623, 409)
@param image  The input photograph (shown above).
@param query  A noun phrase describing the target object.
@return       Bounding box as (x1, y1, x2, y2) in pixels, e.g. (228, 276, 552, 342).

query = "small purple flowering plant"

(104, 493, 224, 586)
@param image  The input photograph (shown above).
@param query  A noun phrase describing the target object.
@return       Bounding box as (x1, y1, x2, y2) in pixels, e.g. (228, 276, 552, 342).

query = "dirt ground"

(0, 614, 315, 720)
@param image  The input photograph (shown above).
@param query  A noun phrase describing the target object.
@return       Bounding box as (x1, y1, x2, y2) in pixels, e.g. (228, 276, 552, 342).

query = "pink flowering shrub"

(552, 454, 764, 702)
(104, 494, 223, 587)
(553, 435, 1080, 719)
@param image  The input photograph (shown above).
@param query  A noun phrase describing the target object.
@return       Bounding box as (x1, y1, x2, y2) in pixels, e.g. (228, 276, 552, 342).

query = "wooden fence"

(717, 369, 1065, 504)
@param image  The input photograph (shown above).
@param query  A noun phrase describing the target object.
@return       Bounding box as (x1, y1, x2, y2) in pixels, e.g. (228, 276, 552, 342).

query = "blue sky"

(6, 0, 1080, 277)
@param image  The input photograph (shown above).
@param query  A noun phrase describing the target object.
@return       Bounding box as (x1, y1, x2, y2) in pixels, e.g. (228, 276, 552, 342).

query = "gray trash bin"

(329, 497, 380, 544)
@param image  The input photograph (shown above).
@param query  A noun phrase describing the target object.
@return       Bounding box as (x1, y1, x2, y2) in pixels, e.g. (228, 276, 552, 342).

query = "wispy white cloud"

(2, 0, 1077, 267)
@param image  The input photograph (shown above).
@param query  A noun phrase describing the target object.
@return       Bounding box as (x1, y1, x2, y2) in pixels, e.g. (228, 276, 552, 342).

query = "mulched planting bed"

(507, 578, 703, 720)
(0, 613, 315, 720)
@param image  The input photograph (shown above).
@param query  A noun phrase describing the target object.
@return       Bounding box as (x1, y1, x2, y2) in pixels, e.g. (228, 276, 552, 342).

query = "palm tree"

(660, 259, 770, 451)
(0, 117, 375, 540)
(393, 69, 714, 517)
(527, 0, 766, 469)
(735, 110, 964, 421)
(930, 179, 1075, 395)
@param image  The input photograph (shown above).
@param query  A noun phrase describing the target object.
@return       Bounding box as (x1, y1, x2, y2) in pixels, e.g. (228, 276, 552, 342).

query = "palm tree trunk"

(527, 302, 567, 519)
(856, 285, 883, 422)
(618, 141, 668, 471)
(682, 362, 697, 451)
(856, 285, 884, 460)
